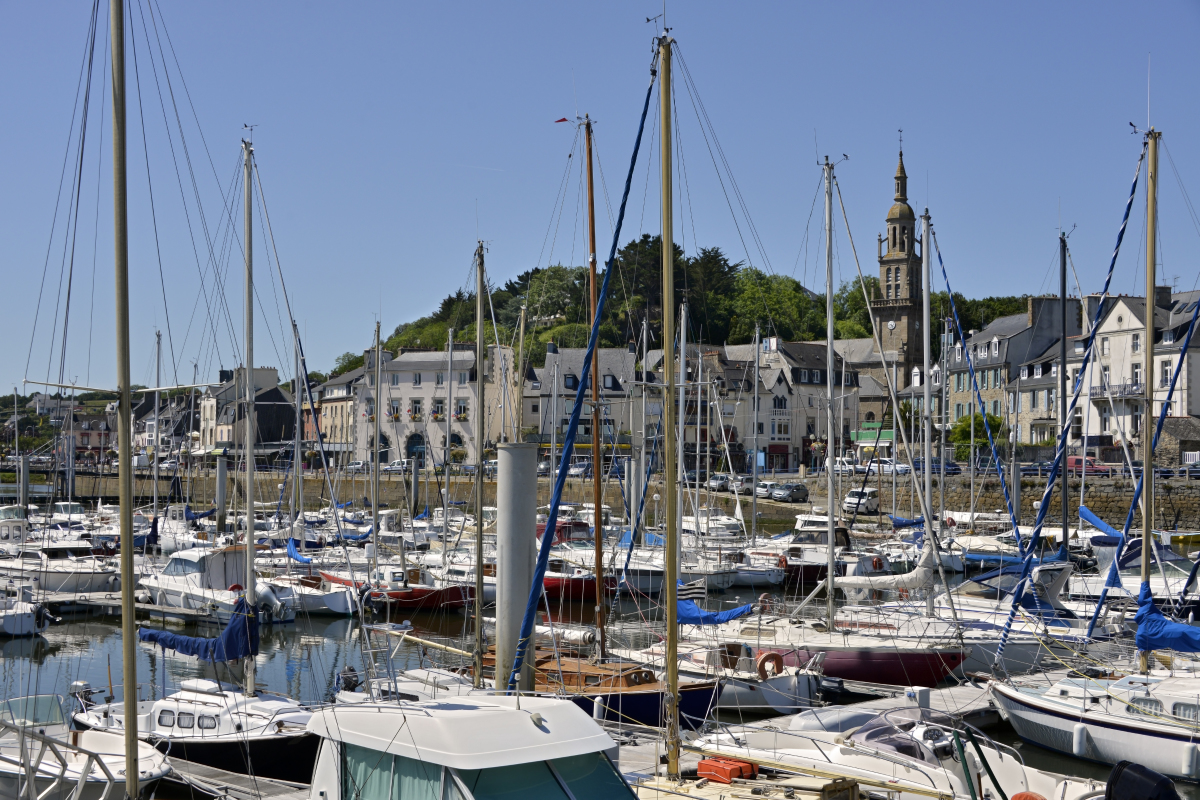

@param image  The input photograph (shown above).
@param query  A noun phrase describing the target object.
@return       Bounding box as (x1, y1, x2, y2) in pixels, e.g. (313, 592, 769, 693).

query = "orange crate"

(697, 758, 759, 784)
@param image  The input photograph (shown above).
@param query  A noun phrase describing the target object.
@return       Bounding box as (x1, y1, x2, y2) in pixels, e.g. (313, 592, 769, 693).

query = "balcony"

(1089, 382, 1144, 399)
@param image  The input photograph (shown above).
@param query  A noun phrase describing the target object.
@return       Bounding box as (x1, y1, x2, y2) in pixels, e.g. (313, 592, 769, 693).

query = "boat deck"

(40, 591, 214, 621)
(164, 758, 310, 800)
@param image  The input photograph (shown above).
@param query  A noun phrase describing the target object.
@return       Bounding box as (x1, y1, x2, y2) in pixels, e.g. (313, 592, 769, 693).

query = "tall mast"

(584, 115, 607, 657)
(658, 31, 680, 780)
(443, 329, 453, 538)
(641, 317, 648, 532)
(153, 329, 161, 520)
(474, 242, 486, 687)
(752, 324, 759, 539)
(294, 328, 302, 522)
(372, 321, 382, 579)
(921, 208, 934, 618)
(677, 304, 687, 566)
(110, 0, 139, 790)
(823, 157, 836, 627)
(242, 138, 256, 696)
(1059, 235, 1068, 552)
(1141, 128, 1160, 672)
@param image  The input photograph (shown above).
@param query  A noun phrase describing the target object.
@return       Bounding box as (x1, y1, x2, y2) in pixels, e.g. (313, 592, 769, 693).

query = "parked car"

(1018, 461, 1052, 476)
(771, 483, 809, 503)
(683, 470, 709, 486)
(707, 473, 731, 491)
(566, 462, 592, 478)
(842, 487, 880, 514)
(1127, 460, 1177, 479)
(911, 458, 963, 476)
(537, 460, 553, 476)
(1176, 463, 1200, 479)
(382, 459, 411, 474)
(866, 457, 911, 475)
(755, 481, 780, 498)
(1065, 455, 1110, 476)
(344, 460, 369, 474)
(158, 459, 178, 471)
(832, 457, 857, 475)
(729, 474, 754, 493)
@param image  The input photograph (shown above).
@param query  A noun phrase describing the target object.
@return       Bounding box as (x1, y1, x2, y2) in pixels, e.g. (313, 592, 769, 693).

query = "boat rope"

(974, 140, 1146, 664)
(507, 60, 657, 694)
(1085, 248, 1200, 635)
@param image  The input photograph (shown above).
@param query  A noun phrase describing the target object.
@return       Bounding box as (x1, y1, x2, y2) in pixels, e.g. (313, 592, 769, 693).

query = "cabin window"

(1127, 697, 1163, 716)
(198, 715, 217, 730)
(1173, 703, 1199, 721)
(157, 710, 175, 727)
(176, 712, 195, 729)
(341, 743, 446, 800)
(162, 558, 204, 576)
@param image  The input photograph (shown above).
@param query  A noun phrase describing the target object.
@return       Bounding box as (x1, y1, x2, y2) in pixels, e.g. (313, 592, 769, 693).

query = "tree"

(947, 412, 1008, 445)
(330, 352, 364, 377)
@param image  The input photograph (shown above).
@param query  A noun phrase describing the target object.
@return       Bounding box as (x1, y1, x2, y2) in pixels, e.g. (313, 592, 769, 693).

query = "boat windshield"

(55, 503, 86, 516)
(0, 506, 27, 521)
(0, 695, 67, 728)
(342, 745, 633, 800)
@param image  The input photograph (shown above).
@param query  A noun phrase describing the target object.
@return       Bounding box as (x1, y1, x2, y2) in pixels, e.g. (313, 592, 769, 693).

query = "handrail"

(0, 718, 118, 800)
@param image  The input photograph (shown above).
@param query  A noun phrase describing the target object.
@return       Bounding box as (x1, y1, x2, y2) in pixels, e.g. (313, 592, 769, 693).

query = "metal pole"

(823, 157, 836, 627)
(242, 138, 256, 697)
(640, 317, 648, 531)
(1060, 235, 1069, 550)
(585, 116, 606, 656)
(373, 322, 382, 580)
(495, 442, 537, 693)
(474, 243, 486, 687)
(1141, 129, 1160, 672)
(444, 328, 454, 545)
(752, 324, 759, 539)
(110, 0, 139, 789)
(551, 361, 559, 477)
(154, 330, 160, 520)
(659, 32, 680, 780)
(921, 211, 934, 541)
(678, 304, 687, 569)
(294, 331, 302, 522)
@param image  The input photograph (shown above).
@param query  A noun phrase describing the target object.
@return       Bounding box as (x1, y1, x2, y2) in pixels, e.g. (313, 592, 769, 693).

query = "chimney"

(545, 342, 558, 354)
(219, 369, 233, 384)
(627, 341, 636, 354)
(1155, 285, 1173, 310)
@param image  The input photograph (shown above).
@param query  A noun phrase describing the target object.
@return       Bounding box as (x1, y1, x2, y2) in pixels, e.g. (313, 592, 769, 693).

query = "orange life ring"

(871, 557, 884, 572)
(756, 651, 785, 680)
(228, 583, 244, 593)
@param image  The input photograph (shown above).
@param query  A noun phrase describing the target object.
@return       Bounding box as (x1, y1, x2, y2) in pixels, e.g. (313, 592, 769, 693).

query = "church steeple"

(894, 151, 908, 201)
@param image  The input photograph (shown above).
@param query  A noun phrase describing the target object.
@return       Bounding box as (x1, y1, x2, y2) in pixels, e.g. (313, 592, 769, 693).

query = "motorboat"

(321, 563, 474, 611)
(0, 582, 54, 636)
(140, 544, 297, 623)
(0, 505, 30, 545)
(0, 542, 119, 593)
(0, 693, 170, 800)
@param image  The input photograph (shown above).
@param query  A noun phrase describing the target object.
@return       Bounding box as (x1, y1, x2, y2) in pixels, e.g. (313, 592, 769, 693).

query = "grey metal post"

(19, 455, 29, 510)
(110, 0, 140, 789)
(473, 242, 486, 687)
(823, 157, 835, 626)
(242, 138, 256, 696)
(751, 324, 759, 539)
(1060, 234, 1069, 548)
(153, 330, 160, 521)
(216, 456, 227, 534)
(495, 442, 537, 693)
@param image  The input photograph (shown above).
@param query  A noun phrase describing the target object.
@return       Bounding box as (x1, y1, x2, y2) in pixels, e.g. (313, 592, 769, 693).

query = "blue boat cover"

(287, 538, 313, 563)
(414, 505, 429, 520)
(185, 506, 216, 521)
(146, 517, 159, 546)
(339, 527, 372, 542)
(617, 530, 665, 547)
(1090, 535, 1122, 547)
(677, 599, 753, 626)
(1136, 581, 1200, 652)
(138, 597, 259, 661)
(889, 515, 925, 529)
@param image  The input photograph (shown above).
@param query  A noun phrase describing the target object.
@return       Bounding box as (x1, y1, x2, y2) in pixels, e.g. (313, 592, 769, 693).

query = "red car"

(1065, 455, 1111, 476)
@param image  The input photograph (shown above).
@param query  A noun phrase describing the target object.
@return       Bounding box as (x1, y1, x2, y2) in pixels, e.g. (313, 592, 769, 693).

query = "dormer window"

(1164, 330, 1176, 344)
(603, 374, 620, 391)
(564, 374, 579, 390)
(1021, 366, 1028, 379)
(1074, 341, 1084, 354)
(1033, 364, 1042, 378)
(955, 344, 962, 362)
(991, 339, 999, 356)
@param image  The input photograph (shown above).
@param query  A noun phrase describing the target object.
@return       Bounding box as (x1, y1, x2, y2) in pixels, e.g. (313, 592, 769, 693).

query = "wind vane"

(898, 128, 903, 152)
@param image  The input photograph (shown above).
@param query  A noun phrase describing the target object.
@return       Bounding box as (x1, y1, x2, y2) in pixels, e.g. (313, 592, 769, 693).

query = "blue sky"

(2, 1, 1198, 392)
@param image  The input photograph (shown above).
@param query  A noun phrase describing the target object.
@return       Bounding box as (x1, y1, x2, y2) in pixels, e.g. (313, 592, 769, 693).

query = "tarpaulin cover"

(617, 529, 665, 547)
(146, 517, 159, 546)
(414, 505, 429, 520)
(677, 599, 754, 626)
(1117, 536, 1188, 568)
(185, 506, 216, 521)
(287, 538, 313, 564)
(138, 597, 259, 661)
(1090, 535, 1122, 547)
(1136, 581, 1200, 652)
(889, 515, 925, 529)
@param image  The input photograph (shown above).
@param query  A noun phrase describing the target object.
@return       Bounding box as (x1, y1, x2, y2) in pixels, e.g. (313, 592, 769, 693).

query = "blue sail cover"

(678, 599, 754, 626)
(617, 529, 665, 547)
(185, 506, 216, 521)
(889, 515, 925, 529)
(287, 538, 313, 564)
(1136, 581, 1200, 652)
(338, 527, 372, 542)
(138, 598, 259, 661)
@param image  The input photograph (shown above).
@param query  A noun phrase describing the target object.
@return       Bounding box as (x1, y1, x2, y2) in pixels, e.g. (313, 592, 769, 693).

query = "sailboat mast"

(1059, 234, 1068, 551)
(658, 31, 680, 780)
(752, 323, 759, 539)
(294, 328, 303, 522)
(921, 209, 935, 619)
(584, 115, 607, 656)
(243, 138, 257, 697)
(474, 242, 486, 688)
(110, 0, 139, 790)
(823, 157, 836, 627)
(372, 321, 382, 579)
(1141, 128, 1160, 672)
(154, 330, 161, 520)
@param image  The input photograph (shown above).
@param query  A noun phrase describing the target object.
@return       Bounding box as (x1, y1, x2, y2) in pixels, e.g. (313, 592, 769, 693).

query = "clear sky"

(2, 1, 1198, 392)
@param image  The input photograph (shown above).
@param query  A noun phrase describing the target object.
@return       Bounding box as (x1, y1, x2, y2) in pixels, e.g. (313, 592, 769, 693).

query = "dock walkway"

(164, 758, 309, 800)
(41, 591, 214, 622)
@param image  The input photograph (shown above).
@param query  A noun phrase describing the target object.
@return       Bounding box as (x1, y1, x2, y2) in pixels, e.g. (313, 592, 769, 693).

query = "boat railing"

(0, 718, 118, 800)
(700, 718, 945, 793)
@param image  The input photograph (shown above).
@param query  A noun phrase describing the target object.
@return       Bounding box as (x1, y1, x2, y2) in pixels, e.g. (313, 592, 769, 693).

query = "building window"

(564, 374, 579, 390)
(390, 373, 399, 386)
(530, 403, 538, 414)
(1101, 407, 1111, 432)
(887, 285, 893, 299)
(1074, 341, 1084, 354)
(1071, 368, 1080, 387)
(433, 400, 445, 417)
(1132, 332, 1141, 353)
(886, 267, 892, 281)
(1048, 388, 1055, 410)
(800, 369, 809, 383)
(1132, 410, 1142, 437)
(991, 400, 1000, 416)
(807, 421, 815, 435)
(459, 372, 469, 385)
(1031, 390, 1039, 410)
(1033, 364, 1043, 379)
(410, 399, 423, 416)
(436, 372, 444, 386)
(1071, 408, 1082, 440)
(1020, 366, 1027, 379)
(1164, 329, 1176, 344)
(603, 374, 620, 391)
(955, 403, 963, 420)
(1102, 366, 1110, 386)
(955, 344, 962, 362)
(773, 396, 787, 409)
(367, 374, 375, 387)
(757, 423, 764, 434)
(1162, 360, 1173, 387)
(1051, 364, 1057, 377)
(992, 339, 999, 356)
(391, 399, 400, 416)
(1101, 337, 1110, 355)
(412, 373, 422, 386)
(1132, 363, 1142, 386)
(807, 396, 813, 407)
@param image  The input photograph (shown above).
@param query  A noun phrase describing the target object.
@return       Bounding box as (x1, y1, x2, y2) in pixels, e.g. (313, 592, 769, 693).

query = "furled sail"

(138, 597, 259, 661)
(834, 539, 935, 590)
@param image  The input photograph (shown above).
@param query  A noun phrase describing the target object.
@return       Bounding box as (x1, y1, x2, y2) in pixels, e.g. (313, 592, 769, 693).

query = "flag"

(554, 118, 569, 123)
(677, 579, 707, 601)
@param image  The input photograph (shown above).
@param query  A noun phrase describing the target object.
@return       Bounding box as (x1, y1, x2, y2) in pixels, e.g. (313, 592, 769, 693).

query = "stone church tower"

(871, 151, 923, 387)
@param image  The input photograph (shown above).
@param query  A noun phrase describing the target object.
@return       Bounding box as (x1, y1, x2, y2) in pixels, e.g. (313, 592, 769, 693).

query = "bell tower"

(871, 151, 922, 386)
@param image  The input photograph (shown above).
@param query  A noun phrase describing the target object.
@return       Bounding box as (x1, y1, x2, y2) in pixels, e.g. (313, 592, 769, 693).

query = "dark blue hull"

(568, 680, 722, 730)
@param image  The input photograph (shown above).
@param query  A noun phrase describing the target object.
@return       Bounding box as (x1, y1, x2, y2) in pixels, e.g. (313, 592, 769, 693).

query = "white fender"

(1071, 722, 1088, 758)
(1183, 742, 1197, 778)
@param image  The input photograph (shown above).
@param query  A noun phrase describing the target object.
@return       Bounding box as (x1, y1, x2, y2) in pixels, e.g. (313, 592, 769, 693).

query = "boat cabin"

(0, 505, 29, 542)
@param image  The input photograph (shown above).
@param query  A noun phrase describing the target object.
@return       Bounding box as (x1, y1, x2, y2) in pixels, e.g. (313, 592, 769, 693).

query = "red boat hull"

(766, 645, 965, 688)
(319, 571, 473, 610)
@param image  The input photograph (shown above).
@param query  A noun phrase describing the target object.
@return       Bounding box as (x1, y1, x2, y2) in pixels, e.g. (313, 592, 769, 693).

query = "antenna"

(242, 123, 257, 144)
(898, 128, 903, 153)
